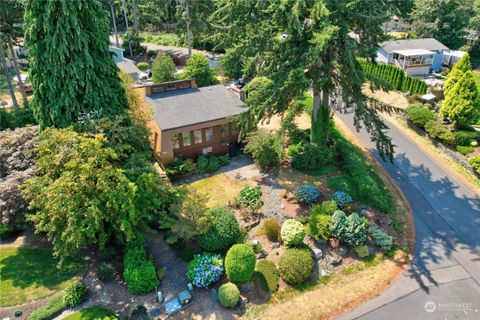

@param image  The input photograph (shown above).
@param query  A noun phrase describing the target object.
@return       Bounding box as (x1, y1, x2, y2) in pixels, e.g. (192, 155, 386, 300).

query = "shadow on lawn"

(0, 247, 85, 290)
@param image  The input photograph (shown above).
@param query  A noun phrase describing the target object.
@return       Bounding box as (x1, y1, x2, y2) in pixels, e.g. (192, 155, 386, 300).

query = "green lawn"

(473, 70, 480, 91)
(0, 247, 85, 307)
(64, 306, 118, 320)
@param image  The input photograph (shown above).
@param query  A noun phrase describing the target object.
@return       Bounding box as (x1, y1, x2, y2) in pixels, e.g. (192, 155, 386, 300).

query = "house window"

(194, 130, 202, 144)
(202, 146, 213, 155)
(182, 131, 191, 147)
(205, 127, 214, 142)
(221, 124, 228, 138)
(171, 134, 180, 149)
(231, 124, 238, 135)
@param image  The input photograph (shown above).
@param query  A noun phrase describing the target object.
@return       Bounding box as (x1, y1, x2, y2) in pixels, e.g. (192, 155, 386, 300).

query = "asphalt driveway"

(335, 113, 480, 320)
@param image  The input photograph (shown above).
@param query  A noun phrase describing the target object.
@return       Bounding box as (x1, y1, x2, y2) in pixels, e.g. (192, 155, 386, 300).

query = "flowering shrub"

(332, 191, 353, 208)
(294, 184, 321, 205)
(281, 219, 305, 246)
(187, 253, 224, 288)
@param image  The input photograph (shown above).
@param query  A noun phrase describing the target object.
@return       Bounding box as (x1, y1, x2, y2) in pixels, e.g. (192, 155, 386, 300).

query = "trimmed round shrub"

(97, 263, 116, 281)
(136, 62, 149, 71)
(199, 207, 241, 252)
(294, 184, 320, 205)
(263, 219, 281, 241)
(63, 283, 88, 308)
(278, 248, 314, 285)
(225, 244, 256, 283)
(354, 245, 370, 258)
(281, 219, 305, 246)
(332, 191, 353, 208)
(218, 283, 240, 308)
(187, 253, 224, 288)
(255, 259, 279, 292)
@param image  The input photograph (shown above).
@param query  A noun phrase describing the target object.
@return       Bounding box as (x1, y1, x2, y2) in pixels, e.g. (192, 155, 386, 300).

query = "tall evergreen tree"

(24, 0, 128, 128)
(444, 53, 472, 97)
(212, 0, 397, 160)
(441, 71, 480, 126)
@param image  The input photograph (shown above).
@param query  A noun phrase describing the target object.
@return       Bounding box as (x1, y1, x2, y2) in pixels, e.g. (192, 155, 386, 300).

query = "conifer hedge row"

(358, 59, 427, 95)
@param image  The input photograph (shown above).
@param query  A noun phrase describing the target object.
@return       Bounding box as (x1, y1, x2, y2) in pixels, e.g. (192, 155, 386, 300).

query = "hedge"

(199, 207, 241, 252)
(123, 237, 159, 294)
(28, 294, 66, 320)
(358, 59, 427, 95)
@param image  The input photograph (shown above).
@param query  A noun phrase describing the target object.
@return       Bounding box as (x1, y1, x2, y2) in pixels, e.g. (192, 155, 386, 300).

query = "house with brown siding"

(144, 79, 246, 164)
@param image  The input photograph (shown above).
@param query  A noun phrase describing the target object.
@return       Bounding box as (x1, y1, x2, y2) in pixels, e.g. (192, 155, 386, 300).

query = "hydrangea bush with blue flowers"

(187, 253, 224, 288)
(332, 191, 353, 208)
(294, 184, 321, 205)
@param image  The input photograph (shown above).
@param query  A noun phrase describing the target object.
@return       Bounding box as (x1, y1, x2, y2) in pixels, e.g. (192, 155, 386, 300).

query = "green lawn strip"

(473, 70, 480, 91)
(63, 305, 118, 320)
(0, 247, 86, 307)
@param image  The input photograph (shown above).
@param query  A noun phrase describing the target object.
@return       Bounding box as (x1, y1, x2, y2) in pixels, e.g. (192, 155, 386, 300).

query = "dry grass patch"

(255, 252, 408, 320)
(363, 84, 410, 110)
(186, 173, 251, 208)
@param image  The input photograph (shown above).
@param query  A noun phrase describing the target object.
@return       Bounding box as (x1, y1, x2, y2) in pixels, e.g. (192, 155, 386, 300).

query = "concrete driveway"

(335, 112, 480, 320)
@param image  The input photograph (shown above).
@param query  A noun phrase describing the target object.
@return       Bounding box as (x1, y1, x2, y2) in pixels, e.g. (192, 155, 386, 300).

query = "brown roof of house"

(146, 85, 246, 130)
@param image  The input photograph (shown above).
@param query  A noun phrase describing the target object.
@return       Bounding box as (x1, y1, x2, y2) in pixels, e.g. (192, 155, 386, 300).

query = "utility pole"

(121, 0, 133, 56)
(0, 37, 18, 108)
(111, 1, 120, 47)
(184, 0, 192, 57)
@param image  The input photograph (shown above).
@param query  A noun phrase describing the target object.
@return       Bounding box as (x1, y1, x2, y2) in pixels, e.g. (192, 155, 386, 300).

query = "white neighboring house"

(442, 50, 467, 66)
(109, 46, 140, 81)
(376, 38, 449, 76)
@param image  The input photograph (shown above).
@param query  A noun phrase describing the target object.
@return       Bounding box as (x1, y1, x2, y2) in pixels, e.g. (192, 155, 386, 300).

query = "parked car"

(163, 290, 193, 316)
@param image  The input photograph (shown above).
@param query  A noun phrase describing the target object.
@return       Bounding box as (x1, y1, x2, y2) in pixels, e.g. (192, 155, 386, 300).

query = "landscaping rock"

(329, 252, 343, 265)
(312, 247, 323, 260)
(256, 251, 267, 259)
(329, 238, 340, 248)
(244, 220, 260, 230)
(240, 283, 254, 293)
(338, 246, 348, 257)
(211, 288, 218, 302)
(271, 242, 280, 249)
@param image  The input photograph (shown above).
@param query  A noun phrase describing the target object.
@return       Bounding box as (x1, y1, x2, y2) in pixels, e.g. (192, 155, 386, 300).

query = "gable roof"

(116, 59, 140, 75)
(146, 85, 246, 130)
(380, 38, 449, 53)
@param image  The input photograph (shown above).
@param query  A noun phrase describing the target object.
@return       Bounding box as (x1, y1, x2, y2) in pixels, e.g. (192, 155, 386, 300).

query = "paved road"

(109, 36, 220, 67)
(336, 113, 480, 320)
